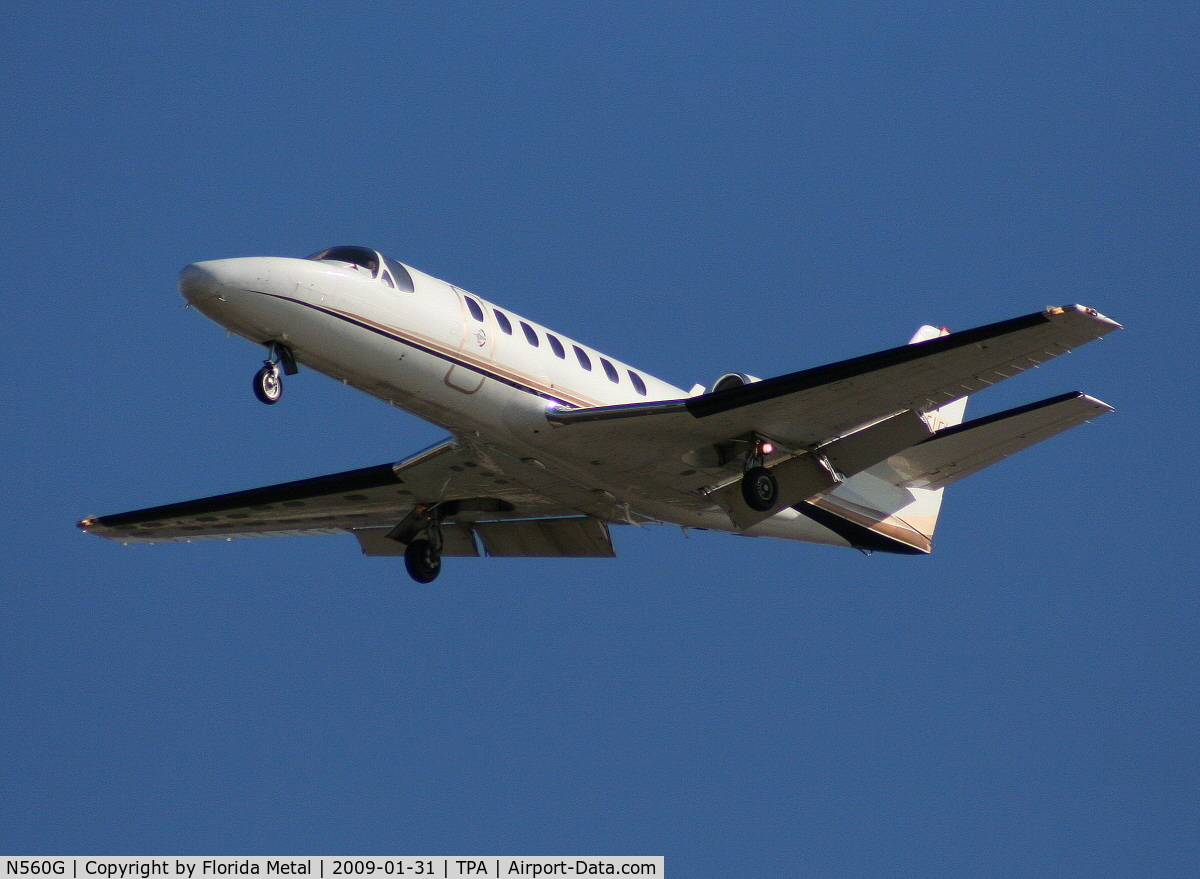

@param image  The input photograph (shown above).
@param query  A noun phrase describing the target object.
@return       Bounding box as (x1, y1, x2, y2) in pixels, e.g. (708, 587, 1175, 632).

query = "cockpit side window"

(381, 255, 416, 293)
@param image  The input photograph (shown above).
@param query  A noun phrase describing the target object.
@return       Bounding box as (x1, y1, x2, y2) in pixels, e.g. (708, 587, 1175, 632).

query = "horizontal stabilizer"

(886, 392, 1114, 489)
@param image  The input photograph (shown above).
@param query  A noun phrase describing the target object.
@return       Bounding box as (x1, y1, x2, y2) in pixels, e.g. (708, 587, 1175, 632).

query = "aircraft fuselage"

(178, 251, 840, 542)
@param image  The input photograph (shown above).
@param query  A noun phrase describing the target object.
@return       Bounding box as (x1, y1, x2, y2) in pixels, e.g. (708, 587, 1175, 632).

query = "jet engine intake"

(708, 372, 762, 394)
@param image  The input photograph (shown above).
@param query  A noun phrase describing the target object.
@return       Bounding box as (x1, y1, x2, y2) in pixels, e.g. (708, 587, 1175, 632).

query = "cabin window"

(547, 334, 566, 359)
(601, 358, 620, 383)
(494, 310, 513, 335)
(628, 371, 648, 396)
(574, 346, 592, 371)
(465, 296, 485, 322)
(521, 322, 539, 346)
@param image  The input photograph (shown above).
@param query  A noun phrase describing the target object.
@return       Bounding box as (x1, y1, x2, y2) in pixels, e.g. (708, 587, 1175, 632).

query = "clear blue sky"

(2, 3, 1197, 875)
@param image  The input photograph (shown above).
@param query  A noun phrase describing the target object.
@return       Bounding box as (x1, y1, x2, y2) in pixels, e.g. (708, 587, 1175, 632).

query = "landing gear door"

(445, 287, 494, 394)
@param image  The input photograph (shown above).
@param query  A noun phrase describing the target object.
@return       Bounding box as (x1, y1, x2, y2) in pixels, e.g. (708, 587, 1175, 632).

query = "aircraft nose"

(179, 262, 222, 304)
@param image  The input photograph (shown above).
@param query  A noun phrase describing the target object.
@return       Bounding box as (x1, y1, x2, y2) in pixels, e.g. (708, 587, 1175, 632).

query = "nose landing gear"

(252, 342, 298, 405)
(254, 361, 282, 404)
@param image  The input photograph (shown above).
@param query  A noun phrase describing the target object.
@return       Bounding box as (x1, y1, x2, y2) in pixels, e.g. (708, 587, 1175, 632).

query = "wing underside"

(77, 441, 612, 557)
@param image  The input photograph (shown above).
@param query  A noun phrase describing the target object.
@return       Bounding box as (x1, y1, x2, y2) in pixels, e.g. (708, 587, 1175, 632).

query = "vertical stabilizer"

(865, 325, 970, 545)
(797, 325, 969, 554)
(906, 324, 968, 431)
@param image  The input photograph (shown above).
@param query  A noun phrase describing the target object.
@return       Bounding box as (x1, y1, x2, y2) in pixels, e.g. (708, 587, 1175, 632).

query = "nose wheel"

(254, 361, 282, 404)
(252, 342, 297, 405)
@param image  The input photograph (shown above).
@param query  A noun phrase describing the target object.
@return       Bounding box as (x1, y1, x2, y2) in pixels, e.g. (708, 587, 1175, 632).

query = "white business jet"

(79, 245, 1120, 582)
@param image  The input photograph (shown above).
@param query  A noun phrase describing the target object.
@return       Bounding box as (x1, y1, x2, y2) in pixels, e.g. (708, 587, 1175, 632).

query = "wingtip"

(1077, 393, 1116, 415)
(1047, 304, 1123, 331)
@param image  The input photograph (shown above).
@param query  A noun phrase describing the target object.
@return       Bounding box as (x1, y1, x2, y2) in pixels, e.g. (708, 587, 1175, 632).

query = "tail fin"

(907, 324, 968, 431)
(871, 325, 966, 548)
(896, 326, 967, 544)
(796, 325, 968, 554)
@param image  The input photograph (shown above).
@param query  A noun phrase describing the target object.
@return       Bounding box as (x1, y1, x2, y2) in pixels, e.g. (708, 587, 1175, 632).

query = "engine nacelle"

(708, 372, 762, 394)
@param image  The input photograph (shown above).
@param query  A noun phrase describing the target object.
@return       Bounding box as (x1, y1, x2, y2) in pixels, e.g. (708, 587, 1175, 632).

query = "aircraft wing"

(549, 305, 1119, 471)
(78, 440, 613, 557)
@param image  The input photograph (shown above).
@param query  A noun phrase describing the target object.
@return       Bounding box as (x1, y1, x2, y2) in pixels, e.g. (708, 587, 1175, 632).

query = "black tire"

(253, 364, 282, 404)
(741, 466, 779, 512)
(404, 538, 442, 583)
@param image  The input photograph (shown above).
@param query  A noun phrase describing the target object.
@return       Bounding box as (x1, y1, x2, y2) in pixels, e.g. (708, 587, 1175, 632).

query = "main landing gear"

(253, 342, 298, 405)
(741, 466, 779, 511)
(387, 503, 446, 583)
(404, 530, 443, 584)
(740, 439, 779, 512)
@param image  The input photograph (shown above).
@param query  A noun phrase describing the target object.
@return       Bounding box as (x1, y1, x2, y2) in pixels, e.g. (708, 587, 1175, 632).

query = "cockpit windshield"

(307, 245, 379, 276)
(307, 245, 415, 292)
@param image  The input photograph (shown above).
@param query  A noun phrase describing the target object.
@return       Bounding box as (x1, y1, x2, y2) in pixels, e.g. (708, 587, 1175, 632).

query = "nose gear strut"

(252, 342, 297, 405)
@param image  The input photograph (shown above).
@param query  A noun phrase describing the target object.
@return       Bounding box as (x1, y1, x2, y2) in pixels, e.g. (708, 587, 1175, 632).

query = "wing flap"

(354, 524, 481, 557)
(819, 409, 934, 476)
(475, 517, 616, 557)
(354, 516, 616, 558)
(885, 392, 1114, 489)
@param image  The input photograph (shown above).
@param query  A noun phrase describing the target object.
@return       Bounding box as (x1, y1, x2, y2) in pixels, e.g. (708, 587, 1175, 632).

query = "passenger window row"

(463, 295, 647, 396)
